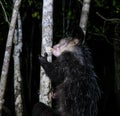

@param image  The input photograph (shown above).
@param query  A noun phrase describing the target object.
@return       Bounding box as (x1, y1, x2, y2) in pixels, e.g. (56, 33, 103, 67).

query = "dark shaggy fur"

(35, 44, 101, 116)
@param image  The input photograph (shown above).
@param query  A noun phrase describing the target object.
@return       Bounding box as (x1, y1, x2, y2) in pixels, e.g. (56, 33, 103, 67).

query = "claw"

(50, 48, 53, 51)
(44, 52, 48, 58)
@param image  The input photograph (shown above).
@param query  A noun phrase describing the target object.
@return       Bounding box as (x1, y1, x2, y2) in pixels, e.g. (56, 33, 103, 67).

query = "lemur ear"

(73, 39, 80, 45)
(71, 26, 84, 44)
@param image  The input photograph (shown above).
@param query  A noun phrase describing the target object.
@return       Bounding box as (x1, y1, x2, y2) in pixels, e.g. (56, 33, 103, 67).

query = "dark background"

(0, 0, 120, 116)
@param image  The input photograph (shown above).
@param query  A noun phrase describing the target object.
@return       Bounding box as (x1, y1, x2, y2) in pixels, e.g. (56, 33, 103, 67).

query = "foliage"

(0, 0, 12, 23)
(88, 0, 120, 43)
(0, 0, 120, 115)
(0, 0, 119, 43)
(0, 0, 12, 41)
(21, 0, 42, 20)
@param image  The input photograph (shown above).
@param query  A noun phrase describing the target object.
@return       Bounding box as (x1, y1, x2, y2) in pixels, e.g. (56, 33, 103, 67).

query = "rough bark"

(13, 13, 23, 116)
(39, 0, 53, 106)
(62, 0, 65, 35)
(0, 0, 21, 115)
(79, 0, 91, 35)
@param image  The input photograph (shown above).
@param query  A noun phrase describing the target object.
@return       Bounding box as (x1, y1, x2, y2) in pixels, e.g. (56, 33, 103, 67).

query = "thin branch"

(78, 0, 83, 5)
(114, 38, 120, 42)
(88, 32, 107, 38)
(13, 12, 23, 116)
(88, 32, 113, 45)
(0, 0, 10, 24)
(96, 12, 120, 22)
(0, 0, 22, 115)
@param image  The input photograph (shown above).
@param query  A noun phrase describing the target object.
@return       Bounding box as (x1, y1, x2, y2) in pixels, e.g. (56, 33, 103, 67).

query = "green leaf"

(112, 0, 116, 6)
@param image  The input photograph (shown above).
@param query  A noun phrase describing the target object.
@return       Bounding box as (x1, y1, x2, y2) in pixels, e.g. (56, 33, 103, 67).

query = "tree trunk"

(39, 0, 53, 106)
(114, 40, 120, 113)
(13, 13, 23, 116)
(62, 0, 65, 36)
(0, 0, 21, 115)
(80, 0, 91, 36)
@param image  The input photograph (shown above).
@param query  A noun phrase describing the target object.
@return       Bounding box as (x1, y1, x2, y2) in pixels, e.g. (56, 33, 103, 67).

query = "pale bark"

(39, 0, 53, 106)
(13, 13, 23, 116)
(62, 0, 65, 35)
(0, 0, 21, 115)
(79, 0, 91, 35)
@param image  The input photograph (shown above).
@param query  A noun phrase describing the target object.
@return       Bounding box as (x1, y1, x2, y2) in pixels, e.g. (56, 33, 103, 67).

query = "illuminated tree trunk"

(39, 0, 53, 106)
(80, 0, 91, 36)
(0, 0, 21, 115)
(13, 12, 23, 116)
